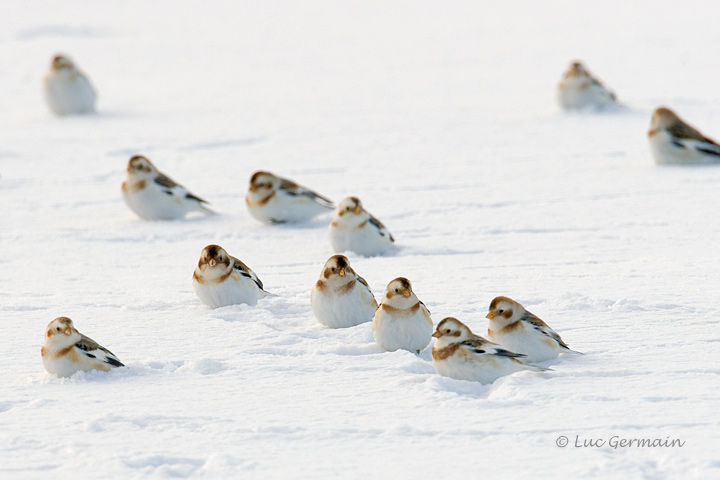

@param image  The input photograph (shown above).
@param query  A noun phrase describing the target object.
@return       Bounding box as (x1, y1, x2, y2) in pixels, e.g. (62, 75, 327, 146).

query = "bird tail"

(199, 203, 219, 216)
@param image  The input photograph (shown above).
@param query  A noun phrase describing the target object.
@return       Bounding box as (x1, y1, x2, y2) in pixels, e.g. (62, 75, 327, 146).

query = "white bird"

(122, 155, 216, 220)
(311, 255, 378, 328)
(486, 296, 578, 363)
(647, 107, 720, 165)
(245, 171, 334, 224)
(432, 317, 546, 384)
(329, 196, 395, 257)
(43, 54, 97, 116)
(373, 277, 433, 353)
(41, 317, 124, 377)
(557, 61, 618, 111)
(193, 244, 273, 308)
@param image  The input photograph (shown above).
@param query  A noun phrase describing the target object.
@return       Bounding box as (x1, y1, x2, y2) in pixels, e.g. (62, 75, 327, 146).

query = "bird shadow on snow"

(32, 358, 228, 384)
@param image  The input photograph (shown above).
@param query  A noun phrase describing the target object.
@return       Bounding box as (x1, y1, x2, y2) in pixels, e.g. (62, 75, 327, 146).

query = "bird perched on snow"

(329, 196, 395, 257)
(373, 277, 433, 353)
(122, 155, 216, 220)
(647, 107, 720, 165)
(432, 317, 546, 384)
(556, 61, 617, 111)
(41, 317, 124, 377)
(311, 255, 378, 328)
(193, 244, 273, 308)
(245, 171, 334, 224)
(486, 296, 577, 363)
(43, 54, 97, 116)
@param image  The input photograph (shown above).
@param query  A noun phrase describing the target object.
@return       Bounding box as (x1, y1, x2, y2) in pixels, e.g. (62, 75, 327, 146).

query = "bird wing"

(154, 173, 209, 204)
(279, 178, 334, 208)
(367, 214, 395, 242)
(671, 136, 720, 157)
(75, 334, 124, 367)
(231, 256, 266, 292)
(462, 337, 527, 358)
(356, 275, 378, 308)
(522, 311, 571, 350)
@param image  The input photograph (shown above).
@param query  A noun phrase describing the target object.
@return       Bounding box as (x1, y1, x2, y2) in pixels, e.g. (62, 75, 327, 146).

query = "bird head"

(51, 55, 74, 71)
(432, 317, 473, 345)
(650, 107, 681, 130)
(248, 171, 277, 193)
(44, 317, 81, 347)
(486, 296, 524, 324)
(336, 196, 363, 217)
(126, 155, 157, 176)
(197, 244, 231, 271)
(321, 254, 354, 281)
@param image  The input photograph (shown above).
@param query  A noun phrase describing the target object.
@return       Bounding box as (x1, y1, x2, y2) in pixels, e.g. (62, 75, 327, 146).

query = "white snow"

(2, 0, 719, 478)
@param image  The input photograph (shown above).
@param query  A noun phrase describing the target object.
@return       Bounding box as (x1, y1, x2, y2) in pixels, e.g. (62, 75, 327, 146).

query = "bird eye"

(394, 288, 399, 293)
(498, 309, 503, 314)
(56, 327, 61, 331)
(445, 329, 451, 334)
(331, 267, 335, 272)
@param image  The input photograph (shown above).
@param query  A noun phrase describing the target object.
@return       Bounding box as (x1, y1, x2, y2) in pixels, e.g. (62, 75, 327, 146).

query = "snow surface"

(2, 1, 720, 478)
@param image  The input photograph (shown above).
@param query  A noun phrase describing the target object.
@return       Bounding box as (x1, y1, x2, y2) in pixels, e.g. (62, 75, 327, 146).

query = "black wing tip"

(106, 357, 125, 368)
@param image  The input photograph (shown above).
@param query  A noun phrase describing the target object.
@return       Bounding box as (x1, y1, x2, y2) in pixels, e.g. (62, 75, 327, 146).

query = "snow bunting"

(193, 244, 273, 308)
(245, 171, 334, 224)
(557, 61, 617, 110)
(373, 277, 433, 353)
(647, 107, 720, 165)
(122, 155, 216, 220)
(311, 255, 378, 328)
(486, 296, 577, 363)
(432, 317, 545, 384)
(329, 196, 395, 256)
(43, 54, 97, 116)
(41, 317, 124, 377)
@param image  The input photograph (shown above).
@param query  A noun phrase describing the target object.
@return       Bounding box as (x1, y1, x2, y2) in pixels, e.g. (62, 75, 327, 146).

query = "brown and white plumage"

(486, 296, 578, 363)
(43, 54, 97, 116)
(245, 171, 334, 224)
(329, 196, 395, 257)
(432, 317, 545, 384)
(122, 155, 216, 220)
(648, 107, 720, 165)
(372, 277, 433, 353)
(41, 317, 124, 377)
(193, 244, 273, 308)
(311, 255, 378, 328)
(557, 61, 617, 111)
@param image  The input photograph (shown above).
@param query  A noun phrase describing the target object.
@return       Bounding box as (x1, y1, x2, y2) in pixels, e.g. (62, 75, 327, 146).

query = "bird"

(41, 317, 124, 377)
(647, 107, 720, 165)
(372, 277, 433, 353)
(245, 171, 334, 224)
(486, 296, 578, 363)
(122, 155, 216, 220)
(328, 196, 395, 256)
(43, 54, 97, 116)
(193, 244, 273, 308)
(432, 317, 546, 384)
(556, 61, 618, 111)
(311, 255, 378, 328)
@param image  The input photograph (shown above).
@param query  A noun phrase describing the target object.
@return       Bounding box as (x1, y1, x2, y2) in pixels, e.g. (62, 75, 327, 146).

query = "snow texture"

(1, 1, 719, 478)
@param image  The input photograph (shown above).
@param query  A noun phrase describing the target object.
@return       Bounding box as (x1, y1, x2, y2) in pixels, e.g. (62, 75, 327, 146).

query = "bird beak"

(248, 184, 257, 192)
(338, 268, 346, 277)
(209, 258, 217, 267)
(63, 328, 72, 336)
(432, 331, 441, 338)
(486, 311, 495, 319)
(403, 291, 410, 298)
(354, 207, 362, 215)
